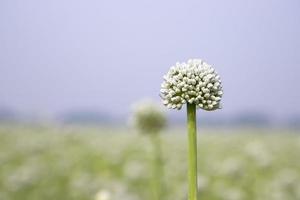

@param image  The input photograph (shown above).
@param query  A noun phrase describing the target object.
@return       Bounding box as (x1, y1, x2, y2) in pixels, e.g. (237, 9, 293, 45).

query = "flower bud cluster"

(160, 59, 223, 111)
(131, 100, 167, 134)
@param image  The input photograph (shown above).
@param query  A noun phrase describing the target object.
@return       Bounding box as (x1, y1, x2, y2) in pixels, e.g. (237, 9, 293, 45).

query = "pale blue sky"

(0, 0, 299, 118)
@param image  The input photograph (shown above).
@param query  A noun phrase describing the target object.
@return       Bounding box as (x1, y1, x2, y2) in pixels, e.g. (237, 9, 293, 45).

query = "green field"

(0, 126, 300, 200)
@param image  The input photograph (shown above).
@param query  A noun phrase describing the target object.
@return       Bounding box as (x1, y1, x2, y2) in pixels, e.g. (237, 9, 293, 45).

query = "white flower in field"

(95, 181, 139, 200)
(219, 158, 244, 178)
(261, 168, 300, 200)
(5, 159, 43, 192)
(244, 141, 272, 168)
(95, 190, 111, 200)
(214, 184, 245, 200)
(123, 160, 147, 180)
(222, 188, 245, 200)
(275, 169, 299, 189)
(197, 174, 209, 192)
(69, 172, 100, 195)
(130, 100, 167, 134)
(160, 59, 223, 110)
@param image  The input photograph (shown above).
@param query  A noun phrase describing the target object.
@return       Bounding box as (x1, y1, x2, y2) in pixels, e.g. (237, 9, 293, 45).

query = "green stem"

(187, 103, 198, 200)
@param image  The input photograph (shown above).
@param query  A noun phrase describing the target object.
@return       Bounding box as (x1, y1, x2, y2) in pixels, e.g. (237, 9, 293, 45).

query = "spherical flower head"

(160, 59, 223, 111)
(130, 100, 167, 134)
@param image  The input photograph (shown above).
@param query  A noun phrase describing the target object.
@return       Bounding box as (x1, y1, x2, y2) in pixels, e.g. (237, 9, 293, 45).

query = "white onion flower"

(160, 58, 223, 200)
(160, 59, 223, 111)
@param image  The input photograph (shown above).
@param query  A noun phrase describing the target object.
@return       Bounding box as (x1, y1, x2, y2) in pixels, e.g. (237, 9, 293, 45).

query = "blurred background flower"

(130, 100, 167, 134)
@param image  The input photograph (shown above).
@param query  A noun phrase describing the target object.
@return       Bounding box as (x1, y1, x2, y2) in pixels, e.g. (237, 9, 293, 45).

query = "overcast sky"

(0, 0, 299, 118)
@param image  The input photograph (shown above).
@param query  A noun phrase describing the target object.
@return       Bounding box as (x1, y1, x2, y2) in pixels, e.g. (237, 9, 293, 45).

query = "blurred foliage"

(0, 126, 300, 200)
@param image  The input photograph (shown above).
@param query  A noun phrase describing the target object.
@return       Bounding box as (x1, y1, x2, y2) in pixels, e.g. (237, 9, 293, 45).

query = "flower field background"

(0, 126, 300, 200)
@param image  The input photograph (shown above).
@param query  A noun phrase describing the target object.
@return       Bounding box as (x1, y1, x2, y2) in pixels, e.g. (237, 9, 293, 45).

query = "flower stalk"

(160, 59, 223, 200)
(187, 103, 198, 200)
(130, 100, 167, 200)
